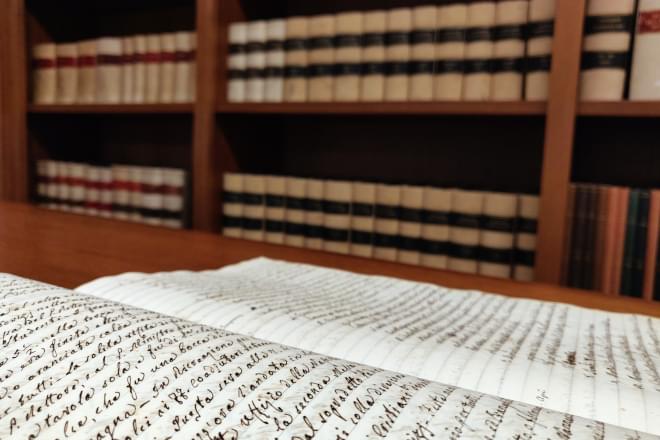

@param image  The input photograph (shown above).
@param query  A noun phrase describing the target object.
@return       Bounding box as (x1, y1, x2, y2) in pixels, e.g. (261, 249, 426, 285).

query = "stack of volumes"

(32, 31, 196, 105)
(36, 160, 188, 228)
(226, 1, 557, 103)
(563, 183, 660, 300)
(222, 173, 539, 282)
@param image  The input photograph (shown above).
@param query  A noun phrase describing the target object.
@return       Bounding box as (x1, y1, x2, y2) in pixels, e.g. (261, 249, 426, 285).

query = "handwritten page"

(78, 257, 660, 435)
(0, 274, 650, 439)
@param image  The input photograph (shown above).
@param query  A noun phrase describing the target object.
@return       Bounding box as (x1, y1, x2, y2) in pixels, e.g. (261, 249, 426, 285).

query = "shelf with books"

(29, 104, 195, 114)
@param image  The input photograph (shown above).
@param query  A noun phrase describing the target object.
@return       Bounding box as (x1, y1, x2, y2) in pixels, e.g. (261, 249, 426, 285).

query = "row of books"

(563, 184, 660, 301)
(222, 173, 540, 282)
(32, 31, 196, 105)
(227, 1, 556, 103)
(36, 160, 188, 229)
(580, 0, 660, 101)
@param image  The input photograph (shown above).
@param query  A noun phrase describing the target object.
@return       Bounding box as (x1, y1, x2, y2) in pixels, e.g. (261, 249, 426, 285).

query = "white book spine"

(159, 33, 177, 103)
(145, 35, 162, 103)
(265, 176, 287, 244)
(308, 15, 336, 102)
(69, 163, 87, 214)
(188, 33, 197, 101)
(448, 189, 484, 274)
(398, 186, 425, 265)
(360, 11, 387, 101)
(284, 17, 309, 102)
(121, 37, 135, 104)
(98, 167, 114, 218)
(174, 32, 192, 103)
(323, 181, 353, 255)
(96, 37, 123, 104)
(32, 43, 57, 104)
(264, 20, 286, 103)
(56, 161, 71, 211)
(140, 168, 165, 226)
(630, 0, 660, 100)
(133, 35, 148, 104)
(162, 168, 186, 229)
(334, 12, 363, 102)
(44, 160, 59, 209)
(242, 175, 266, 241)
(434, 3, 468, 101)
(284, 177, 307, 247)
(223, 173, 244, 238)
(246, 21, 267, 102)
(420, 187, 453, 269)
(478, 192, 518, 278)
(385, 8, 413, 102)
(374, 184, 401, 261)
(36, 160, 49, 206)
(228, 23, 248, 103)
(55, 43, 78, 104)
(514, 194, 540, 281)
(77, 40, 97, 104)
(492, 0, 529, 101)
(463, 1, 496, 101)
(84, 165, 101, 216)
(129, 166, 143, 222)
(350, 182, 376, 258)
(525, 0, 556, 100)
(304, 179, 325, 250)
(112, 165, 131, 220)
(410, 6, 438, 101)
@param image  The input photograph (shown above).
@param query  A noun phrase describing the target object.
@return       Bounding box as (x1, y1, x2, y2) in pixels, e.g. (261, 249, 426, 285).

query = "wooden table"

(1, 202, 658, 317)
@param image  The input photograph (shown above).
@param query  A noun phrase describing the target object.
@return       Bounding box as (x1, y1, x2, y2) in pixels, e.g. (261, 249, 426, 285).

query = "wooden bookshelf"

(1, 0, 659, 300)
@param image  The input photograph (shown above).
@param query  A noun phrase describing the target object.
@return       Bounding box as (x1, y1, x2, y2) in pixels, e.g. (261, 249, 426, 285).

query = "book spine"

(265, 176, 287, 244)
(159, 33, 177, 103)
(374, 184, 401, 262)
(128, 166, 144, 222)
(133, 35, 148, 104)
(98, 167, 114, 218)
(620, 188, 640, 295)
(434, 3, 468, 101)
(463, 1, 496, 101)
(242, 175, 266, 241)
(84, 165, 101, 216)
(121, 37, 136, 104)
(631, 189, 650, 297)
(162, 168, 186, 229)
(525, 0, 556, 100)
(323, 181, 353, 254)
(410, 6, 437, 101)
(265, 19, 286, 103)
(630, 0, 660, 100)
(56, 43, 78, 104)
(567, 184, 586, 287)
(334, 12, 363, 102)
(32, 43, 57, 104)
(592, 185, 609, 291)
(580, 0, 636, 100)
(613, 187, 631, 294)
(223, 173, 244, 238)
(35, 160, 49, 206)
(77, 40, 97, 104)
(304, 179, 325, 250)
(56, 161, 71, 211)
(284, 17, 309, 102)
(361, 11, 387, 101)
(581, 185, 599, 290)
(385, 8, 413, 102)
(420, 187, 452, 269)
(492, 0, 529, 101)
(308, 15, 336, 102)
(479, 192, 518, 279)
(643, 190, 660, 299)
(174, 31, 195, 103)
(397, 186, 425, 265)
(602, 187, 620, 294)
(350, 182, 376, 258)
(228, 23, 248, 103)
(246, 21, 268, 102)
(141, 168, 165, 226)
(514, 194, 540, 282)
(68, 163, 87, 214)
(45, 160, 59, 209)
(284, 177, 307, 247)
(448, 189, 484, 274)
(96, 38, 123, 104)
(145, 35, 162, 103)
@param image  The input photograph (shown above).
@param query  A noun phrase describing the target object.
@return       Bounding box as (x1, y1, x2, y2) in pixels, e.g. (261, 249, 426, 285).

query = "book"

(98, 167, 114, 218)
(159, 33, 177, 103)
(35, 160, 49, 206)
(304, 179, 325, 250)
(397, 185, 424, 265)
(227, 23, 248, 103)
(77, 40, 97, 104)
(350, 182, 376, 258)
(385, 8, 413, 101)
(620, 188, 640, 295)
(463, 1, 496, 100)
(448, 189, 484, 274)
(479, 192, 518, 278)
(307, 15, 335, 102)
(409, 5, 437, 101)
(514, 194, 539, 281)
(44, 160, 59, 209)
(601, 186, 620, 294)
(145, 35, 162, 103)
(434, 2, 468, 101)
(96, 37, 123, 104)
(612, 187, 631, 294)
(323, 180, 352, 254)
(492, 0, 528, 100)
(581, 184, 599, 289)
(631, 189, 650, 297)
(264, 19, 286, 102)
(374, 184, 401, 261)
(121, 37, 135, 103)
(567, 184, 587, 288)
(420, 187, 452, 269)
(68, 162, 87, 214)
(334, 11, 363, 102)
(32, 43, 57, 104)
(223, 173, 244, 238)
(284, 17, 309, 102)
(140, 167, 165, 226)
(284, 176, 307, 247)
(174, 31, 196, 103)
(55, 161, 71, 211)
(128, 166, 144, 222)
(630, 0, 660, 100)
(265, 175, 287, 244)
(361, 10, 387, 101)
(161, 167, 186, 229)
(525, 0, 556, 100)
(112, 165, 131, 220)
(55, 43, 78, 104)
(133, 35, 148, 103)
(84, 165, 102, 216)
(643, 190, 660, 299)
(580, 0, 637, 100)
(246, 21, 267, 102)
(592, 185, 609, 291)
(241, 174, 266, 241)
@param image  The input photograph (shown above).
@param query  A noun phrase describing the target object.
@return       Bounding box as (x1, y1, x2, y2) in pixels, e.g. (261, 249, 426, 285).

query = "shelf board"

(28, 103, 194, 114)
(216, 101, 547, 116)
(578, 101, 660, 117)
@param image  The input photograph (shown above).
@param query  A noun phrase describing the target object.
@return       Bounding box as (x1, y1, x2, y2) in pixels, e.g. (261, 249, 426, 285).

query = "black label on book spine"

(352, 203, 374, 217)
(265, 66, 284, 78)
(265, 220, 285, 232)
(335, 34, 362, 48)
(526, 55, 552, 73)
(493, 58, 525, 73)
(482, 216, 515, 232)
(362, 62, 386, 75)
(437, 28, 466, 43)
(374, 233, 400, 248)
(309, 36, 334, 50)
(266, 195, 286, 207)
(410, 60, 435, 75)
(266, 40, 284, 51)
(223, 216, 242, 228)
(464, 59, 493, 74)
(228, 69, 246, 79)
(363, 33, 386, 47)
(385, 61, 410, 75)
(422, 239, 449, 255)
(399, 236, 422, 251)
(581, 52, 628, 70)
(324, 201, 350, 215)
(286, 197, 305, 210)
(304, 198, 323, 212)
(480, 247, 514, 264)
(246, 68, 266, 79)
(516, 249, 535, 266)
(335, 63, 362, 76)
(285, 222, 306, 236)
(242, 218, 263, 230)
(375, 205, 400, 220)
(411, 30, 436, 44)
(450, 243, 480, 260)
(223, 191, 243, 203)
(284, 39, 307, 51)
(423, 210, 450, 225)
(305, 225, 324, 238)
(435, 60, 465, 74)
(229, 44, 245, 54)
(466, 27, 493, 42)
(452, 213, 481, 229)
(386, 32, 411, 46)
(400, 208, 423, 223)
(527, 20, 555, 39)
(584, 15, 634, 35)
(284, 66, 307, 78)
(325, 227, 350, 242)
(242, 193, 264, 205)
(494, 24, 526, 41)
(308, 64, 334, 77)
(518, 218, 538, 234)
(246, 42, 265, 53)
(351, 230, 373, 245)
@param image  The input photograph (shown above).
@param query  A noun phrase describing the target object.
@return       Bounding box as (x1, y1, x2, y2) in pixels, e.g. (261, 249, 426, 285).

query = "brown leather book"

(643, 190, 660, 299)
(612, 187, 631, 295)
(601, 186, 620, 295)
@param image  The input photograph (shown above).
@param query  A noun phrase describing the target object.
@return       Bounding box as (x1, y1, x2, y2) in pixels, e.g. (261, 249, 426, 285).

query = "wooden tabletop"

(1, 202, 658, 317)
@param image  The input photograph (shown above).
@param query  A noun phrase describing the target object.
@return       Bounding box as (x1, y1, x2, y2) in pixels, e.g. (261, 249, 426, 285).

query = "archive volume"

(32, 31, 196, 105)
(36, 160, 188, 229)
(226, 1, 557, 103)
(222, 173, 539, 282)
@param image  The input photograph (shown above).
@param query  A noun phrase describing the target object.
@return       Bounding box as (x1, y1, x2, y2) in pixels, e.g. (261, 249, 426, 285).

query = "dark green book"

(582, 185, 599, 290)
(568, 185, 587, 288)
(620, 189, 640, 297)
(631, 190, 650, 298)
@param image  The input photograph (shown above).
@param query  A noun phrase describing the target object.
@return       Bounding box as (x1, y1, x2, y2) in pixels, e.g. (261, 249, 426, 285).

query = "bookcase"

(1, 0, 659, 297)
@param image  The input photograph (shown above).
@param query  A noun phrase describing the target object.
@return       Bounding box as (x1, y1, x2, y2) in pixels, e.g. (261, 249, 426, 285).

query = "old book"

(44, 160, 59, 209)
(145, 35, 162, 103)
(83, 165, 101, 216)
(514, 194, 540, 282)
(121, 37, 135, 103)
(361, 11, 387, 101)
(174, 31, 196, 103)
(77, 40, 97, 104)
(620, 189, 640, 295)
(307, 15, 336, 102)
(284, 17, 309, 102)
(398, 186, 424, 265)
(420, 187, 452, 269)
(592, 185, 610, 291)
(96, 37, 123, 104)
(448, 189, 484, 274)
(410, 5, 437, 101)
(246, 21, 267, 102)
(222, 173, 244, 238)
(385, 8, 413, 101)
(463, 1, 496, 100)
(55, 161, 71, 211)
(304, 179, 325, 250)
(525, 0, 556, 100)
(284, 176, 307, 247)
(55, 43, 78, 104)
(161, 167, 187, 229)
(612, 187, 631, 294)
(35, 160, 49, 206)
(323, 180, 352, 254)
(140, 167, 165, 226)
(350, 182, 376, 258)
(132, 35, 148, 103)
(265, 175, 287, 244)
(601, 187, 620, 294)
(580, 0, 636, 100)
(567, 184, 587, 288)
(374, 184, 401, 261)
(98, 166, 114, 218)
(643, 190, 660, 299)
(479, 192, 518, 279)
(68, 162, 87, 214)
(630, 0, 660, 100)
(492, 0, 529, 100)
(32, 43, 57, 104)
(111, 165, 131, 220)
(128, 166, 144, 222)
(227, 23, 247, 102)
(241, 174, 266, 241)
(159, 33, 177, 103)
(334, 12, 363, 102)
(264, 19, 286, 102)
(434, 2, 468, 101)
(632, 189, 651, 297)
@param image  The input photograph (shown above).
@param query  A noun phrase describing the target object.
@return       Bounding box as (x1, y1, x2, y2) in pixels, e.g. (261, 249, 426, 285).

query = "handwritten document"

(78, 257, 660, 435)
